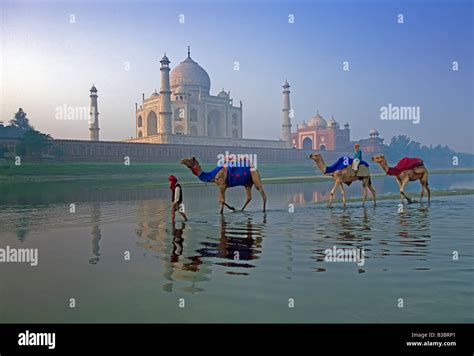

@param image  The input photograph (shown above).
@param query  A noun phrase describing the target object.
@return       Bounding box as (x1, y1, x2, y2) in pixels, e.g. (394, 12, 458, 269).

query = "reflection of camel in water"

(394, 206, 431, 263)
(371, 155, 430, 204)
(180, 156, 267, 213)
(309, 153, 376, 207)
(194, 214, 266, 274)
(217, 214, 264, 264)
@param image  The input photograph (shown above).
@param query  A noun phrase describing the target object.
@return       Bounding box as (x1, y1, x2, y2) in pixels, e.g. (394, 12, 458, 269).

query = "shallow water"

(0, 173, 473, 323)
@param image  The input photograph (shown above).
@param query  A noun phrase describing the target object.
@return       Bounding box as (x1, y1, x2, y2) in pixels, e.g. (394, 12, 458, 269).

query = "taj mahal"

(83, 47, 383, 157)
(0, 47, 383, 164)
(135, 47, 243, 140)
(119, 47, 291, 149)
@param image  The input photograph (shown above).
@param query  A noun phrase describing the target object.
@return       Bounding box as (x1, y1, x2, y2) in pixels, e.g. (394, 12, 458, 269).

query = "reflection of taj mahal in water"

(84, 47, 384, 153)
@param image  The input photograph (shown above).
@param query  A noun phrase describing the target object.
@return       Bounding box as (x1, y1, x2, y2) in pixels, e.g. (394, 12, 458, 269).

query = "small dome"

(297, 121, 308, 130)
(217, 89, 229, 98)
(369, 128, 379, 136)
(327, 115, 339, 128)
(90, 84, 97, 92)
(307, 111, 327, 128)
(152, 89, 159, 96)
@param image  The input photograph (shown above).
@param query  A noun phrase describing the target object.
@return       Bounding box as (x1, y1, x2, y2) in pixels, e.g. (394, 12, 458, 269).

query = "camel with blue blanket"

(180, 156, 267, 214)
(309, 153, 376, 207)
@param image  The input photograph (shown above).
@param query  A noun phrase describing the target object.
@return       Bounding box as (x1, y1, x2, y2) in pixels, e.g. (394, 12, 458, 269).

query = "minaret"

(281, 80, 292, 148)
(89, 84, 100, 141)
(159, 53, 172, 135)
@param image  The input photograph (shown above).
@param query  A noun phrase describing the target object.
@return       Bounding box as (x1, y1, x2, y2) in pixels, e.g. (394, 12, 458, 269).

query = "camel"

(309, 153, 376, 207)
(180, 156, 267, 214)
(371, 155, 430, 204)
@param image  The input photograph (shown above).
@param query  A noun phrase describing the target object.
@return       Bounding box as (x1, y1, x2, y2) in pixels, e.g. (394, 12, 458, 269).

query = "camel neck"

(378, 161, 389, 173)
(191, 163, 202, 176)
(313, 158, 326, 174)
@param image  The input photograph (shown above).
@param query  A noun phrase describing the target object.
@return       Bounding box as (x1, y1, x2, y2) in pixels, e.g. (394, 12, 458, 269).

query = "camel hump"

(413, 166, 425, 174)
(356, 165, 370, 177)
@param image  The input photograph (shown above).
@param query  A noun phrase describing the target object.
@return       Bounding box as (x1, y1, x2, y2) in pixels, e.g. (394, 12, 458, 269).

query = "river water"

(0, 173, 473, 322)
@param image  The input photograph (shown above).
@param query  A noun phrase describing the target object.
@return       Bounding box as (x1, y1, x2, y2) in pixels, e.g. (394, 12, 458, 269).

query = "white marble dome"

(170, 53, 211, 94)
(173, 86, 186, 94)
(307, 111, 327, 128)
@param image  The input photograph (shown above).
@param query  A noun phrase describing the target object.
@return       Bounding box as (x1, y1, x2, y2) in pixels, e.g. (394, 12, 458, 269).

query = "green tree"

(16, 130, 53, 159)
(10, 108, 33, 132)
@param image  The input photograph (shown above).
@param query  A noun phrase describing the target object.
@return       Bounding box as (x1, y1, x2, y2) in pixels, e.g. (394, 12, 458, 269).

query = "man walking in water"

(168, 175, 188, 222)
(352, 143, 362, 173)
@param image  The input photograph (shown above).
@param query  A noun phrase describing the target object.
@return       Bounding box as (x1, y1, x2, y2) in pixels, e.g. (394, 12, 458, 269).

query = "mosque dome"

(327, 115, 339, 128)
(297, 121, 308, 130)
(307, 111, 327, 128)
(170, 48, 211, 94)
(369, 128, 379, 136)
(151, 89, 159, 96)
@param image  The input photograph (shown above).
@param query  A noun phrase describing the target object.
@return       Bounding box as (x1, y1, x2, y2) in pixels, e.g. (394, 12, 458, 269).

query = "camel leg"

(328, 180, 338, 207)
(399, 177, 412, 204)
(241, 184, 252, 211)
(362, 180, 368, 206)
(219, 186, 225, 214)
(419, 179, 425, 203)
(423, 172, 431, 204)
(338, 182, 346, 207)
(251, 171, 267, 212)
(254, 183, 267, 212)
(219, 186, 235, 214)
(396, 177, 403, 204)
(368, 182, 376, 206)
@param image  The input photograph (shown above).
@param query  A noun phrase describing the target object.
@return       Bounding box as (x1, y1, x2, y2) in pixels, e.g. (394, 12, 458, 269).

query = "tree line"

(383, 135, 473, 168)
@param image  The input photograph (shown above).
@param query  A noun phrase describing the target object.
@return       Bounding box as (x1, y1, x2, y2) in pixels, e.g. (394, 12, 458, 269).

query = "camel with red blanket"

(371, 155, 430, 204)
(309, 153, 376, 207)
(180, 156, 267, 214)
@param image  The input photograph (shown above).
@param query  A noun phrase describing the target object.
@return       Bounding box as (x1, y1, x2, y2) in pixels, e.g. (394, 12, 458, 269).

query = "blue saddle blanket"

(325, 156, 369, 174)
(227, 165, 252, 187)
(198, 166, 222, 182)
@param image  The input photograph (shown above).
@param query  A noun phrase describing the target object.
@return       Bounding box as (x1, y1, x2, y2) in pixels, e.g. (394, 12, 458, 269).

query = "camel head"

(180, 156, 198, 168)
(308, 153, 323, 162)
(371, 155, 386, 164)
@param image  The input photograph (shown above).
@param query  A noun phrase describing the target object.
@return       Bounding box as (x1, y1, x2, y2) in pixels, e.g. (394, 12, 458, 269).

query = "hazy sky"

(1, 0, 473, 152)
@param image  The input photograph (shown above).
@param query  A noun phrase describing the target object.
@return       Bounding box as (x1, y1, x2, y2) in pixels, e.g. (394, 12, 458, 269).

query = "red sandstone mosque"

(291, 110, 383, 153)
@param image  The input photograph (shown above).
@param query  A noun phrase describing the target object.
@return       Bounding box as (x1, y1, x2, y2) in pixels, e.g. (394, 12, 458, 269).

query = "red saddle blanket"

(387, 157, 423, 176)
